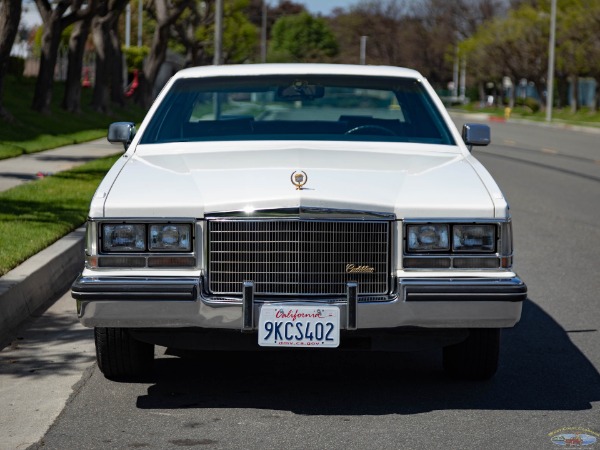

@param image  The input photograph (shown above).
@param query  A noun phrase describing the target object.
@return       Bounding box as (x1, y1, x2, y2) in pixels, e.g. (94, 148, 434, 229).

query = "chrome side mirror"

(108, 122, 136, 150)
(462, 123, 490, 152)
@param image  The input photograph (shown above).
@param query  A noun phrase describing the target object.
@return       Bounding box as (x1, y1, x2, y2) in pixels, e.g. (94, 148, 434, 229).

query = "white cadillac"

(72, 64, 527, 380)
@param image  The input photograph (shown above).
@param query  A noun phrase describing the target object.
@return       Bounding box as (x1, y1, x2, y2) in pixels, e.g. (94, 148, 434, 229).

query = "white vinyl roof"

(173, 63, 423, 81)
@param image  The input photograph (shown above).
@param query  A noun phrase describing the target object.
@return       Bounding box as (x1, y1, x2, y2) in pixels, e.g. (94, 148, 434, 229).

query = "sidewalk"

(0, 138, 120, 192)
(0, 138, 120, 347)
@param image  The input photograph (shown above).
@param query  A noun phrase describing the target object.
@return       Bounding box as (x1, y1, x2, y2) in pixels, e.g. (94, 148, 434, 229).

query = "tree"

(32, 0, 95, 113)
(174, 0, 258, 67)
(0, 0, 22, 120)
(330, 1, 415, 66)
(268, 11, 338, 62)
(62, 18, 93, 112)
(461, 4, 550, 108)
(139, 0, 195, 109)
(91, 0, 129, 112)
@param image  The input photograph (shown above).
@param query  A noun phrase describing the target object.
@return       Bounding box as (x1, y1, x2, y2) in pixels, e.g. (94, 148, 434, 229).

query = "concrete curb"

(0, 227, 85, 346)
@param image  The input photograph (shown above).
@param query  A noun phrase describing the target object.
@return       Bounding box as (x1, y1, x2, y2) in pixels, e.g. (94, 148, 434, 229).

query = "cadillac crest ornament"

(291, 170, 308, 190)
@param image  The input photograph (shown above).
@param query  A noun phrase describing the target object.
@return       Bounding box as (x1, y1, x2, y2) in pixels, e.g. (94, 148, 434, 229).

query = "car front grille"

(207, 220, 390, 296)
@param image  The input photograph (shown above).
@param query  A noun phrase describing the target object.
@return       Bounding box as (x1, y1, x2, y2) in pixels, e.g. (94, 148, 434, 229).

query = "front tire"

(95, 327, 154, 380)
(443, 328, 500, 380)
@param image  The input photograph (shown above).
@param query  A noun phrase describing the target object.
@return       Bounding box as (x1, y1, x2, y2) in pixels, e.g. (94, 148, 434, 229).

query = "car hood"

(98, 141, 502, 219)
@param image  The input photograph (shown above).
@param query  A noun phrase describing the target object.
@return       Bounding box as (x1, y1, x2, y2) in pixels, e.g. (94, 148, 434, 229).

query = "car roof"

(173, 63, 423, 81)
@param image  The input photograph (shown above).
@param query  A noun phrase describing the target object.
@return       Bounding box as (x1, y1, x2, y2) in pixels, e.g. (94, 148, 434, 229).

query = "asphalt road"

(9, 117, 600, 449)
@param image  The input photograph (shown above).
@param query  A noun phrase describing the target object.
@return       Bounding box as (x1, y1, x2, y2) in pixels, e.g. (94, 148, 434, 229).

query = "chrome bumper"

(72, 275, 527, 329)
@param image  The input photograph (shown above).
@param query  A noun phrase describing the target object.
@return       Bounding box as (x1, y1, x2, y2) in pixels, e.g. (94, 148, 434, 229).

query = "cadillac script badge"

(291, 170, 308, 190)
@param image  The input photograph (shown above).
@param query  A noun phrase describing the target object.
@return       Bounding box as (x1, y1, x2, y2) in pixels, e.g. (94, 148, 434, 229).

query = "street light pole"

(546, 0, 557, 122)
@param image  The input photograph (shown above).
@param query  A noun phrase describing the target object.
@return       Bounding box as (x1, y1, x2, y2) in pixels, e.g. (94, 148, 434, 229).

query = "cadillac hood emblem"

(291, 170, 308, 190)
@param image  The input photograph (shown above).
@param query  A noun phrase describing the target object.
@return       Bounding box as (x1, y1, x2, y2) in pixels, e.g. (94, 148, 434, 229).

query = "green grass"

(454, 103, 600, 127)
(0, 75, 145, 159)
(0, 155, 120, 276)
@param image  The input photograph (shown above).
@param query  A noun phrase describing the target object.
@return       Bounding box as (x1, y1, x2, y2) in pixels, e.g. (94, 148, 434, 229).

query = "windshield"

(140, 75, 455, 145)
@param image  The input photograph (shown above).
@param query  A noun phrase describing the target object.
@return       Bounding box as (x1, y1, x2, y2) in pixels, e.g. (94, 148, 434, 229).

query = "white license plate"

(258, 305, 340, 348)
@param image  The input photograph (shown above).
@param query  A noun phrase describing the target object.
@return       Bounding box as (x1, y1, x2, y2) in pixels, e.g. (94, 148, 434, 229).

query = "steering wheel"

(345, 125, 396, 136)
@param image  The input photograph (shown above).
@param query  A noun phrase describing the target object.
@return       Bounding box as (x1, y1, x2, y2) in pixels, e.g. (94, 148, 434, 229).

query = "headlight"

(149, 224, 192, 251)
(102, 224, 146, 252)
(406, 224, 450, 252)
(453, 224, 496, 252)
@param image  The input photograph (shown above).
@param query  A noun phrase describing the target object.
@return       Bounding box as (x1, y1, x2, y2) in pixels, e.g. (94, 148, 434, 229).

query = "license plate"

(258, 305, 340, 348)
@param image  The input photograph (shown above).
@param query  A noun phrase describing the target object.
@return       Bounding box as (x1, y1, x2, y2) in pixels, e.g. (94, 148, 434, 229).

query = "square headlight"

(406, 224, 450, 252)
(149, 224, 192, 252)
(453, 224, 496, 252)
(102, 224, 146, 252)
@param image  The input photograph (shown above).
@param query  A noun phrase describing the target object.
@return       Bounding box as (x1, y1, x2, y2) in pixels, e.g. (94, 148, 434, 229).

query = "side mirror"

(462, 123, 490, 152)
(108, 122, 136, 150)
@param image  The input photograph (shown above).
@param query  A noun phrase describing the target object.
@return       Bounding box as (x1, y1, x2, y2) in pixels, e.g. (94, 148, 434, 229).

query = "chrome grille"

(208, 220, 390, 295)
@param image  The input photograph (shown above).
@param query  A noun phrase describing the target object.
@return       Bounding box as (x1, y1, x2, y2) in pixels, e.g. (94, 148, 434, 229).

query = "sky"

(20, 0, 361, 28)
(300, 0, 359, 15)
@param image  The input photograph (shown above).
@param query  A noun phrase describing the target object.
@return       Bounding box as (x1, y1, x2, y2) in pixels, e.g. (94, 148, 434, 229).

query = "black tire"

(443, 328, 500, 380)
(94, 327, 154, 380)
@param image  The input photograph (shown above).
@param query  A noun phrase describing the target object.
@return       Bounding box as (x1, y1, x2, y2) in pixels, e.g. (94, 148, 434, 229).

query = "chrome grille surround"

(207, 219, 390, 296)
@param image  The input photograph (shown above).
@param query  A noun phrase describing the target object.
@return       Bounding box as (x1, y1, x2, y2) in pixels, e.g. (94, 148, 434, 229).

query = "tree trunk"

(140, 21, 171, 109)
(557, 73, 569, 109)
(592, 77, 600, 113)
(91, 14, 111, 113)
(91, 0, 128, 112)
(139, 0, 193, 109)
(0, 0, 22, 121)
(570, 74, 579, 113)
(32, 4, 70, 113)
(108, 12, 125, 107)
(62, 17, 92, 113)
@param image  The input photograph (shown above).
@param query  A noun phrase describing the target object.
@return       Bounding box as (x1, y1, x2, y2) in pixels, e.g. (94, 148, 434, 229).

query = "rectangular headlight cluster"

(406, 223, 496, 253)
(102, 223, 192, 253)
(403, 221, 512, 270)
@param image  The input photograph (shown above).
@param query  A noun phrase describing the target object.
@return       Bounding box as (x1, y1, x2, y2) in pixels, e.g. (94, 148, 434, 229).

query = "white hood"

(98, 141, 503, 219)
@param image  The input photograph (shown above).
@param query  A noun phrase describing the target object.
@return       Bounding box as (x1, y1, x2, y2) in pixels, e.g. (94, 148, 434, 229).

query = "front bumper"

(72, 275, 527, 329)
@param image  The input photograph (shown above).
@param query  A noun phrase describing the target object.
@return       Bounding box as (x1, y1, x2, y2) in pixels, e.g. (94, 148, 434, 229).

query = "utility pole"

(546, 0, 557, 122)
(360, 36, 367, 65)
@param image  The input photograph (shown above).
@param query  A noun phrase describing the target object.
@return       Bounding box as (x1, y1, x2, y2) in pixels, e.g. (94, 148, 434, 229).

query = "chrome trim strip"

(207, 207, 396, 221)
(402, 218, 511, 224)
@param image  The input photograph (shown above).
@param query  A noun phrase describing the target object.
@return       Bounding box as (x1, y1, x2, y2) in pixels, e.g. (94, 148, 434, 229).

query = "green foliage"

(122, 46, 150, 71)
(268, 12, 339, 63)
(191, 0, 258, 64)
(0, 155, 120, 276)
(515, 96, 541, 113)
(223, 0, 258, 63)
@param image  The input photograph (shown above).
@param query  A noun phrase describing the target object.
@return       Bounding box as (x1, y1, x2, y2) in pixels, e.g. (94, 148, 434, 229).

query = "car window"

(140, 75, 455, 146)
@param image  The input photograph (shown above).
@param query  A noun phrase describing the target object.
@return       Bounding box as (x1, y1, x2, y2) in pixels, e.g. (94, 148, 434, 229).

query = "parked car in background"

(72, 64, 527, 380)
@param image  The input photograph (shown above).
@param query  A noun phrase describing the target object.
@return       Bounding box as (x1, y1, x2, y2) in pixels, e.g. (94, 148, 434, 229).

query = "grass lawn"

(0, 155, 120, 276)
(453, 104, 600, 127)
(0, 75, 145, 160)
